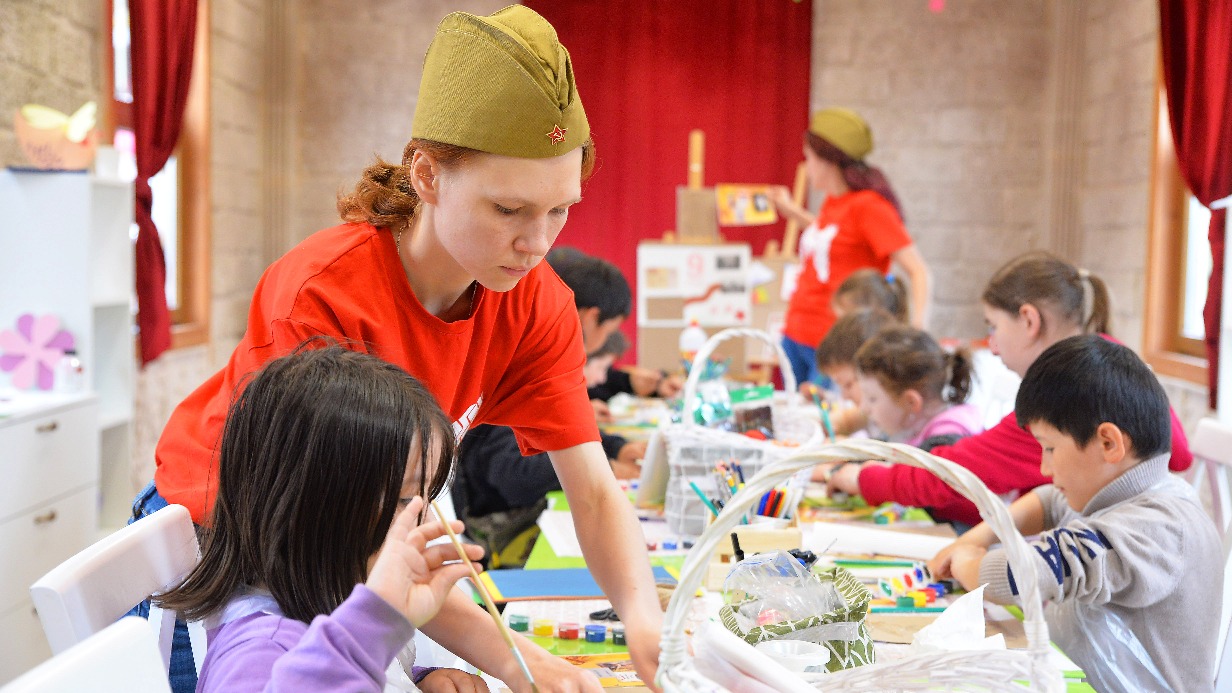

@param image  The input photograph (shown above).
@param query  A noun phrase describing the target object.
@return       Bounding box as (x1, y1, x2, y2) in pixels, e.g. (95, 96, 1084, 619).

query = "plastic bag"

(1048, 588, 1171, 692)
(723, 551, 846, 631)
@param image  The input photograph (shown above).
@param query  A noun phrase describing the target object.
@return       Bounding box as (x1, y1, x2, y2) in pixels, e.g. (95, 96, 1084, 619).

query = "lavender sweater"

(197, 584, 428, 692)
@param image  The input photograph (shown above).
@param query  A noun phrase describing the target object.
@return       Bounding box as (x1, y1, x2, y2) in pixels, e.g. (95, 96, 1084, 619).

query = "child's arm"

(366, 497, 483, 628)
(928, 491, 1044, 590)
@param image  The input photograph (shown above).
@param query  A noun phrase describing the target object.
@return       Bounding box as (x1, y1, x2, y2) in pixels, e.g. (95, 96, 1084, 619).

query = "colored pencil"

(869, 606, 948, 613)
(689, 480, 721, 517)
(430, 501, 538, 693)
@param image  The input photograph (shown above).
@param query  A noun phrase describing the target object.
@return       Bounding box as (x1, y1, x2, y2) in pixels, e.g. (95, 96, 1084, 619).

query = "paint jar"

(612, 625, 627, 646)
(532, 618, 555, 637)
(508, 614, 530, 632)
(558, 622, 580, 640)
(585, 624, 607, 643)
(895, 596, 916, 608)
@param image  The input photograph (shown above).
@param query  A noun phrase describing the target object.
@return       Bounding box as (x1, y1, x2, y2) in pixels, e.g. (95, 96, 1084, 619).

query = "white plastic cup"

(754, 639, 831, 673)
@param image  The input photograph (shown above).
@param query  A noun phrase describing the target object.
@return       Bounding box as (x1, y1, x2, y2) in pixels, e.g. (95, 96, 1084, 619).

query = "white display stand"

(0, 169, 135, 681)
(636, 242, 753, 372)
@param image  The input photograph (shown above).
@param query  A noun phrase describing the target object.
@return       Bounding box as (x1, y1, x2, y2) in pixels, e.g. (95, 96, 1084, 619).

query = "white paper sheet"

(801, 521, 954, 560)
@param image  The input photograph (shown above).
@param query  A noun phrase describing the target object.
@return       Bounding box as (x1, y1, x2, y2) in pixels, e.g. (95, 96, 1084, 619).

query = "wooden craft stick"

(430, 500, 538, 693)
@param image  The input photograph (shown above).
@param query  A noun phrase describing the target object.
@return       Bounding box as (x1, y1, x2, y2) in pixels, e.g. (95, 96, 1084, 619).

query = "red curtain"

(1159, 0, 1232, 407)
(525, 0, 813, 363)
(130, 0, 198, 364)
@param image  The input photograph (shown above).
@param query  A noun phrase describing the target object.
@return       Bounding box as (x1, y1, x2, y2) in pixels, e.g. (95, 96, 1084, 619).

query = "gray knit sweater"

(979, 454, 1222, 693)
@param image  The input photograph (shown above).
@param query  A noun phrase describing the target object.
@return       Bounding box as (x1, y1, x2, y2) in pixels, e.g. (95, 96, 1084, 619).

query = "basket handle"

(658, 439, 1057, 690)
(682, 328, 798, 423)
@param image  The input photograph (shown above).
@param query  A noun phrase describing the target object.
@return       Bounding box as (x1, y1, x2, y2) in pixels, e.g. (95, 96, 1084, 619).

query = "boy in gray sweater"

(928, 335, 1223, 693)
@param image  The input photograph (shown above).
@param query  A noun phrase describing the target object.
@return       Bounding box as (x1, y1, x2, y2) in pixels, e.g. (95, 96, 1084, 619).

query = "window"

(103, 0, 211, 350)
(1145, 80, 1208, 384)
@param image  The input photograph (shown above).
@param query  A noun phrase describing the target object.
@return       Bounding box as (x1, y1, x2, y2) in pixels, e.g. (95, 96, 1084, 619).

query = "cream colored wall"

(0, 1, 102, 166)
(811, 0, 1050, 340)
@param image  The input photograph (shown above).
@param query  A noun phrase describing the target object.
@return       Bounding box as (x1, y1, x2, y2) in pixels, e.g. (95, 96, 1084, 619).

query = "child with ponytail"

(853, 326, 982, 449)
(822, 326, 983, 502)
(823, 251, 1192, 529)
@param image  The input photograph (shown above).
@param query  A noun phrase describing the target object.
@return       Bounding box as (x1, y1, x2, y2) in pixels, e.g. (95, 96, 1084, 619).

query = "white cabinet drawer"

(0, 599, 52, 684)
(0, 487, 97, 614)
(0, 401, 99, 520)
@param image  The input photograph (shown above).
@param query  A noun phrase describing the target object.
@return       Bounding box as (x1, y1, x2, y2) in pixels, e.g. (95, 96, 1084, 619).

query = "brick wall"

(289, 0, 509, 245)
(811, 0, 1050, 340)
(0, 0, 102, 167)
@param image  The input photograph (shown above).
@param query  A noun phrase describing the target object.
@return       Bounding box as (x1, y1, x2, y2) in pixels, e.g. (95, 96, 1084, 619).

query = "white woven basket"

(664, 329, 821, 537)
(658, 438, 1065, 692)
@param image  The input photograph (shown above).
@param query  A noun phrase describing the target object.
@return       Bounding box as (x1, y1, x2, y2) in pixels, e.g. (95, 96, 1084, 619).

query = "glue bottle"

(679, 319, 707, 365)
(53, 349, 85, 393)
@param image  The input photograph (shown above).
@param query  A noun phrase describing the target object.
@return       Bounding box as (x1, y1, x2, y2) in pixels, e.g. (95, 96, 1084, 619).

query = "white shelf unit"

(0, 169, 135, 682)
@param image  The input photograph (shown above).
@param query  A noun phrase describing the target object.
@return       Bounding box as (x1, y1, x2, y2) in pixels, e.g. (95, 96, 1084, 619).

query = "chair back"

(0, 617, 171, 693)
(29, 505, 200, 668)
(1187, 417, 1232, 688)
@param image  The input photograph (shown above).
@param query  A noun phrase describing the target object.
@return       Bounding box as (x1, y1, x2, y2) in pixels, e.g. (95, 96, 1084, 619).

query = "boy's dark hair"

(1015, 335, 1170, 459)
(855, 325, 973, 404)
(835, 269, 909, 322)
(590, 329, 629, 360)
(548, 249, 632, 322)
(816, 307, 900, 370)
(157, 342, 456, 623)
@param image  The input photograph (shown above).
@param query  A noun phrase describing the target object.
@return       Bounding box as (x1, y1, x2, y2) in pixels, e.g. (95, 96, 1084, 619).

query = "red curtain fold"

(525, 0, 813, 363)
(130, 0, 198, 365)
(1159, 0, 1232, 408)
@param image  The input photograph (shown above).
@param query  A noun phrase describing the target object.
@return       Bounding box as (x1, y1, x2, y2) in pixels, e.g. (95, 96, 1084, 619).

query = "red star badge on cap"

(546, 124, 567, 144)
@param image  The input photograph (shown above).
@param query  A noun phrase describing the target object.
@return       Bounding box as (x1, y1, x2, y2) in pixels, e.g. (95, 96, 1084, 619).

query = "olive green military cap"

(809, 107, 873, 161)
(412, 5, 589, 158)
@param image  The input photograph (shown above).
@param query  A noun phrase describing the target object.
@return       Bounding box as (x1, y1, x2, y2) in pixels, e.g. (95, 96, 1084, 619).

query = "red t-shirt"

(155, 223, 599, 523)
(783, 190, 912, 348)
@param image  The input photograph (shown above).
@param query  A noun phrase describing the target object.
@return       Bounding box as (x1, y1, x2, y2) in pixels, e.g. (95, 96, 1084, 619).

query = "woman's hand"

(366, 497, 484, 628)
(418, 668, 490, 693)
(510, 644, 605, 693)
(625, 619, 663, 692)
(769, 185, 794, 210)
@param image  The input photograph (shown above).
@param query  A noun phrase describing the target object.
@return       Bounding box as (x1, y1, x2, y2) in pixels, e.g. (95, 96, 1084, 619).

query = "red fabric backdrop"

(525, 0, 813, 362)
(130, 0, 198, 364)
(1159, 0, 1232, 407)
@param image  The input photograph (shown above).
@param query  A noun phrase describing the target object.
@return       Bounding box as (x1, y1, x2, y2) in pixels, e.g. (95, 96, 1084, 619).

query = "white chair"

(1185, 417, 1232, 689)
(1189, 417, 1232, 538)
(29, 504, 205, 675)
(0, 617, 171, 692)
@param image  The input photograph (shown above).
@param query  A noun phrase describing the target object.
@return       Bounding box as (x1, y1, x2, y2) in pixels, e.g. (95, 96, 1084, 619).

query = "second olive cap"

(809, 107, 873, 161)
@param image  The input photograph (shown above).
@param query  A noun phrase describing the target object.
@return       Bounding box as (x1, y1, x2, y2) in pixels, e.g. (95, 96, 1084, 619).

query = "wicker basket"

(658, 438, 1065, 692)
(664, 329, 821, 538)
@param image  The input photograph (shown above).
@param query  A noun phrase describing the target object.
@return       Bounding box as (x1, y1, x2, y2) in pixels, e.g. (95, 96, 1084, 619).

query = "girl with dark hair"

(157, 345, 485, 692)
(771, 107, 931, 388)
(820, 252, 1192, 529)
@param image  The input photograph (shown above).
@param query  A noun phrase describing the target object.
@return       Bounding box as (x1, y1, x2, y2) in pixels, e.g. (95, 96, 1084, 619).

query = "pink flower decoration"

(0, 314, 76, 390)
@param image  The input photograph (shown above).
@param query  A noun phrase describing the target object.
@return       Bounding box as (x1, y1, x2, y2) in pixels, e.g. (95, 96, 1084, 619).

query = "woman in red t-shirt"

(131, 8, 662, 693)
(772, 108, 931, 387)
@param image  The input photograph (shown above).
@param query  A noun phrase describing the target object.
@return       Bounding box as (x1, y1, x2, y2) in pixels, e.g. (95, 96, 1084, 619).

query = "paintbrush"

(430, 500, 539, 693)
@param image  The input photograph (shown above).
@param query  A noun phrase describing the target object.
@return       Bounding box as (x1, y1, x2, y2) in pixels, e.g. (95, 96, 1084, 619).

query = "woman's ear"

(409, 150, 440, 205)
(1019, 303, 1043, 340)
(1094, 421, 1129, 464)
